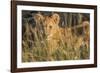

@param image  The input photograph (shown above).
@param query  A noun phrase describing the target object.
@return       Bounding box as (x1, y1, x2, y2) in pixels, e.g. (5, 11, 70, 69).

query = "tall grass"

(22, 18, 90, 62)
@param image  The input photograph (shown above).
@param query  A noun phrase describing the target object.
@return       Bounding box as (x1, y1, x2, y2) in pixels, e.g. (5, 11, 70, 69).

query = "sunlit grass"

(22, 21, 90, 62)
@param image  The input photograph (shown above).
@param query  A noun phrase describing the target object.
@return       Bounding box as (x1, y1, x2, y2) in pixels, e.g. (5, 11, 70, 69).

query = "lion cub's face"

(43, 14, 60, 38)
(34, 13, 60, 38)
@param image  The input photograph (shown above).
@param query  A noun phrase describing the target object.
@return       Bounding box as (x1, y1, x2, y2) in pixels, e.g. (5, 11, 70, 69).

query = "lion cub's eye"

(49, 26, 52, 29)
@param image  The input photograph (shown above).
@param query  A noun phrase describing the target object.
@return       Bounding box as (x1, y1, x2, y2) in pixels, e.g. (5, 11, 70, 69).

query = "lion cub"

(34, 13, 64, 54)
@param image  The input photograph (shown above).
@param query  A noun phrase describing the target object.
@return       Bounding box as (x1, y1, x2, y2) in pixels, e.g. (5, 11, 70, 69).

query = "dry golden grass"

(22, 13, 90, 62)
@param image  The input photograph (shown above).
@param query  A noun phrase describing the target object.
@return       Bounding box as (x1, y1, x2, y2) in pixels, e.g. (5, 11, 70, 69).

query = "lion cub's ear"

(33, 13, 44, 23)
(51, 13, 60, 25)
